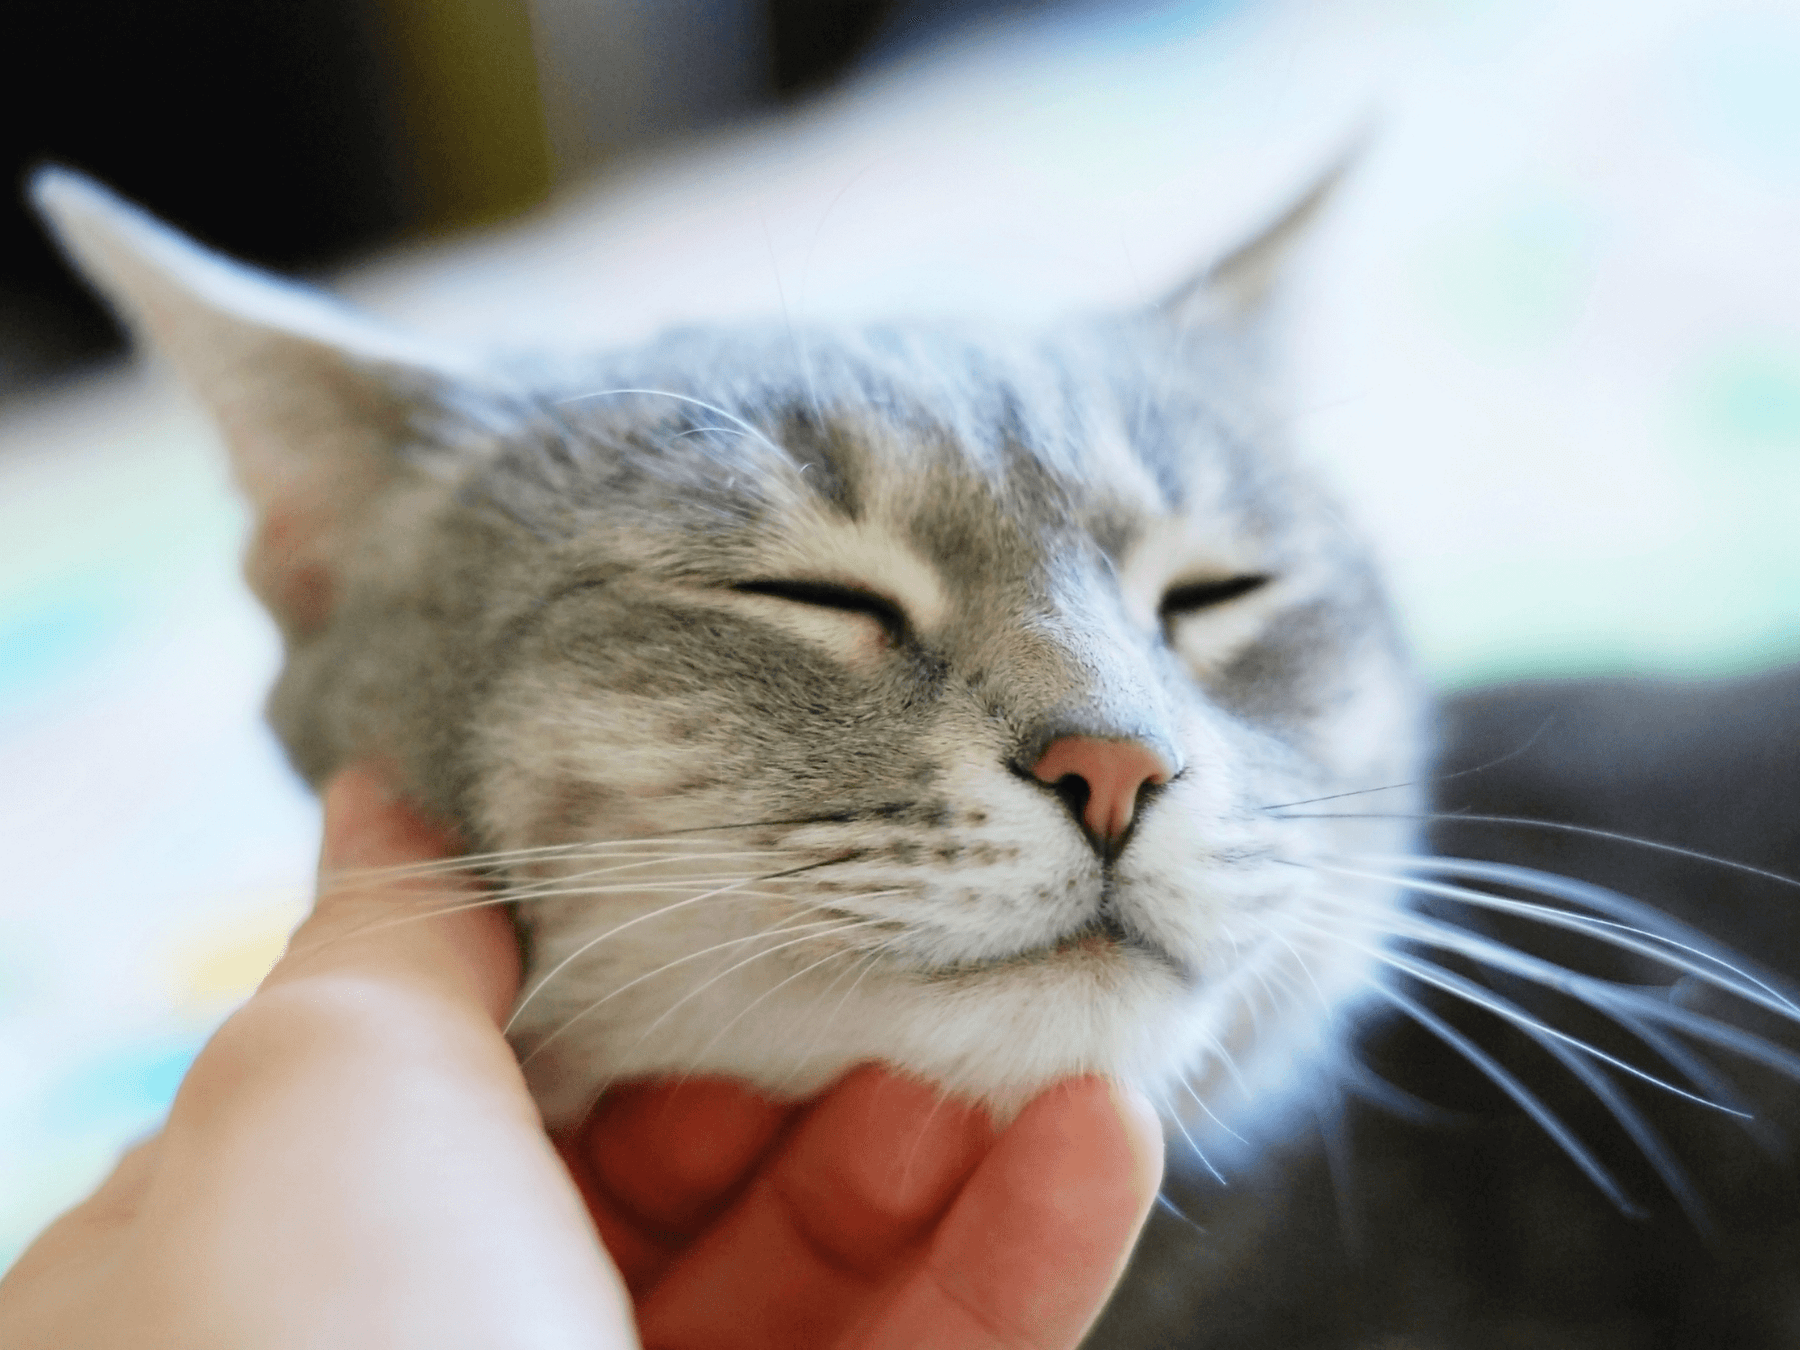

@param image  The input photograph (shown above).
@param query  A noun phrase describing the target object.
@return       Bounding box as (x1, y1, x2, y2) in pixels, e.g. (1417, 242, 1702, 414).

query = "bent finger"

(566, 1078, 795, 1292)
(269, 765, 520, 1024)
(852, 1077, 1164, 1350)
(632, 1066, 996, 1347)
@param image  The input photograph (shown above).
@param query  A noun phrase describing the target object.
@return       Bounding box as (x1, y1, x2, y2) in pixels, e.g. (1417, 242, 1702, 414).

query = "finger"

(566, 1078, 796, 1292)
(851, 1077, 1164, 1350)
(268, 765, 520, 1024)
(633, 1066, 995, 1348)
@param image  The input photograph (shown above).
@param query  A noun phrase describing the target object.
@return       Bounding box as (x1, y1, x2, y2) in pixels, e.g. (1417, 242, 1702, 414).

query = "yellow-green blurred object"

(368, 0, 555, 233)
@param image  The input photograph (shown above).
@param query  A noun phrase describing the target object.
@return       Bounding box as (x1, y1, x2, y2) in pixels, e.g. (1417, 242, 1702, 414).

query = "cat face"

(35, 171, 1423, 1129)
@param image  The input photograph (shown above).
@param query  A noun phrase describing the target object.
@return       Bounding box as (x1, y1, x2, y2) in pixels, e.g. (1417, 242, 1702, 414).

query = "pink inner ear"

(247, 506, 337, 637)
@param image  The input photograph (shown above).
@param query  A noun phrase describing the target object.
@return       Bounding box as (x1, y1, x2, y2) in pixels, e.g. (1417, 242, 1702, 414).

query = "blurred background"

(3, 0, 1798, 1278)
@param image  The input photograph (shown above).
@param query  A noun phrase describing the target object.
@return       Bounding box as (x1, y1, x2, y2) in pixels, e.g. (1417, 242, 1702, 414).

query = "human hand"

(0, 767, 1164, 1349)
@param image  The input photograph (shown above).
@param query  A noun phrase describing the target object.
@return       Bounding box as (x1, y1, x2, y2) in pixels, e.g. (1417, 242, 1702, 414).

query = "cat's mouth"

(941, 915, 1193, 984)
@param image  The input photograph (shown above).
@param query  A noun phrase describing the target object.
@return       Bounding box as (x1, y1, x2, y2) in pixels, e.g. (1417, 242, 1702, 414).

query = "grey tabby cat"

(33, 165, 1424, 1134)
(33, 171, 1800, 1328)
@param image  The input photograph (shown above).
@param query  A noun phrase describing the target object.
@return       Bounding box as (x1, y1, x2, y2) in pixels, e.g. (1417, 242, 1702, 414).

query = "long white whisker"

(1283, 875, 1775, 1114)
(1196, 1022, 1253, 1103)
(1370, 945, 1720, 1224)
(339, 876, 800, 922)
(625, 918, 875, 1054)
(1163, 1089, 1227, 1185)
(678, 937, 874, 1079)
(504, 880, 906, 1034)
(1370, 981, 1644, 1217)
(1179, 1075, 1248, 1148)
(1392, 906, 1800, 1085)
(497, 874, 804, 906)
(774, 931, 915, 1094)
(508, 875, 792, 1032)
(1620, 1018, 1775, 1148)
(1266, 810, 1800, 893)
(516, 916, 863, 1064)
(320, 837, 803, 889)
(1381, 922, 1752, 1113)
(1352, 853, 1800, 1018)
(1314, 859, 1800, 1024)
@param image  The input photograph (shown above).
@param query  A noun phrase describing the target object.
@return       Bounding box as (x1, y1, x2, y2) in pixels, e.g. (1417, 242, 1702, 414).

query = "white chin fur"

(513, 916, 1387, 1132)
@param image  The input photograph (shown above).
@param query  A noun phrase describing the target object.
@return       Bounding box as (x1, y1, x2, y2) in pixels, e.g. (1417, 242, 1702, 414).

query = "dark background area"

(1, 0, 1059, 400)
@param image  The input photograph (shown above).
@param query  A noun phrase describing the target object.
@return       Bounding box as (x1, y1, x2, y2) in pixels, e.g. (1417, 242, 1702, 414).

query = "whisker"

(1197, 1024, 1254, 1104)
(1154, 1189, 1209, 1233)
(1365, 945, 1717, 1229)
(678, 931, 881, 1075)
(1620, 1019, 1781, 1152)
(1256, 719, 1553, 812)
(1398, 907, 1800, 1086)
(1163, 1088, 1228, 1186)
(1179, 1074, 1248, 1148)
(496, 875, 803, 906)
(555, 387, 785, 458)
(516, 916, 866, 1064)
(1618, 997, 1800, 1084)
(508, 850, 888, 1027)
(1284, 869, 1785, 1112)
(655, 810, 923, 837)
(1312, 1089, 1365, 1263)
(1352, 853, 1800, 1018)
(1380, 922, 1750, 1113)
(1267, 810, 1800, 893)
(625, 918, 878, 1055)
(1332, 1048, 1464, 1126)
(1370, 981, 1645, 1217)
(507, 872, 839, 1032)
(774, 941, 904, 1093)
(1317, 858, 1800, 1024)
(294, 873, 809, 965)
(320, 837, 803, 888)
(1259, 920, 1332, 1012)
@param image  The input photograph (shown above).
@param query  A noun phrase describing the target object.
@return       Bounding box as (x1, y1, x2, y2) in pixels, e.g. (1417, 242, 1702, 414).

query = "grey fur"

(33, 169, 1424, 1129)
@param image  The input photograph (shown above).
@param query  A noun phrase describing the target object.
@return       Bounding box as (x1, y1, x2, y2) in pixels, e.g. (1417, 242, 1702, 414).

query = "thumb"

(267, 765, 521, 1025)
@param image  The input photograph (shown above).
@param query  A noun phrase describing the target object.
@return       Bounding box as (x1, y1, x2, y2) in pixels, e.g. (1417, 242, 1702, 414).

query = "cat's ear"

(29, 167, 482, 637)
(1158, 146, 1357, 330)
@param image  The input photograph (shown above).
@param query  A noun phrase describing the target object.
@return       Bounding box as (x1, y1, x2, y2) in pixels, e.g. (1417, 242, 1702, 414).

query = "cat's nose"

(1030, 735, 1173, 855)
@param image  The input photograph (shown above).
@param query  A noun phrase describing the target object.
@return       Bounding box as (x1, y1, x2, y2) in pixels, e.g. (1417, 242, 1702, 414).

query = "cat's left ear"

(29, 168, 486, 638)
(1158, 145, 1357, 330)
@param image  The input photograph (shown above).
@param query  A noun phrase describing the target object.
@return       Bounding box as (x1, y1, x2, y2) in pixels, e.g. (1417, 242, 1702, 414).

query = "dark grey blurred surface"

(1095, 666, 1800, 1348)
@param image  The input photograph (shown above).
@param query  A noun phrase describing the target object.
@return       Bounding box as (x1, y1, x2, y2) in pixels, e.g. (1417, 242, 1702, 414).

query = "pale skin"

(0, 767, 1164, 1349)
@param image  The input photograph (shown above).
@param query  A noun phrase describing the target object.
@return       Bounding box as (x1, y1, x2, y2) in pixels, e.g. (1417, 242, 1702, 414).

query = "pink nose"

(1030, 735, 1173, 848)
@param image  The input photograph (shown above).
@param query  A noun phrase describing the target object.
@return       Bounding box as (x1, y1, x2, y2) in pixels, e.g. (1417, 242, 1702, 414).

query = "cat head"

(34, 167, 1423, 1128)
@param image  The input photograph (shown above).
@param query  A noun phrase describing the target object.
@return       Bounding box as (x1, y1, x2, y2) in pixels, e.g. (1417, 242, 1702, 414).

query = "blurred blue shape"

(0, 594, 123, 711)
(39, 1039, 202, 1138)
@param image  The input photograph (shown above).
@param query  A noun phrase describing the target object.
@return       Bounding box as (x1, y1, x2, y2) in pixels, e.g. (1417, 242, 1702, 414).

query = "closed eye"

(733, 579, 909, 642)
(1158, 574, 1269, 625)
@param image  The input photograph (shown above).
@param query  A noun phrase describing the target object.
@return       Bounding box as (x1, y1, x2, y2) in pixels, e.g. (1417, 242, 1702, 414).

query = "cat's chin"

(516, 928, 1345, 1133)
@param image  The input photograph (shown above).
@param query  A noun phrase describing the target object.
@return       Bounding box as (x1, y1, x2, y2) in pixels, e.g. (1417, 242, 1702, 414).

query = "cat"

(30, 163, 1428, 1135)
(31, 170, 1800, 1348)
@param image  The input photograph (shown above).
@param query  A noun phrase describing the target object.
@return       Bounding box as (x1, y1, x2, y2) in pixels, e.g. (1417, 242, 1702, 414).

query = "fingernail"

(1107, 1079, 1167, 1200)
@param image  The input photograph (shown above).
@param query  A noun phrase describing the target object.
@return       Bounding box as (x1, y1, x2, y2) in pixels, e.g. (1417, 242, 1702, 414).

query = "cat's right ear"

(29, 168, 482, 638)
(1158, 144, 1358, 331)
